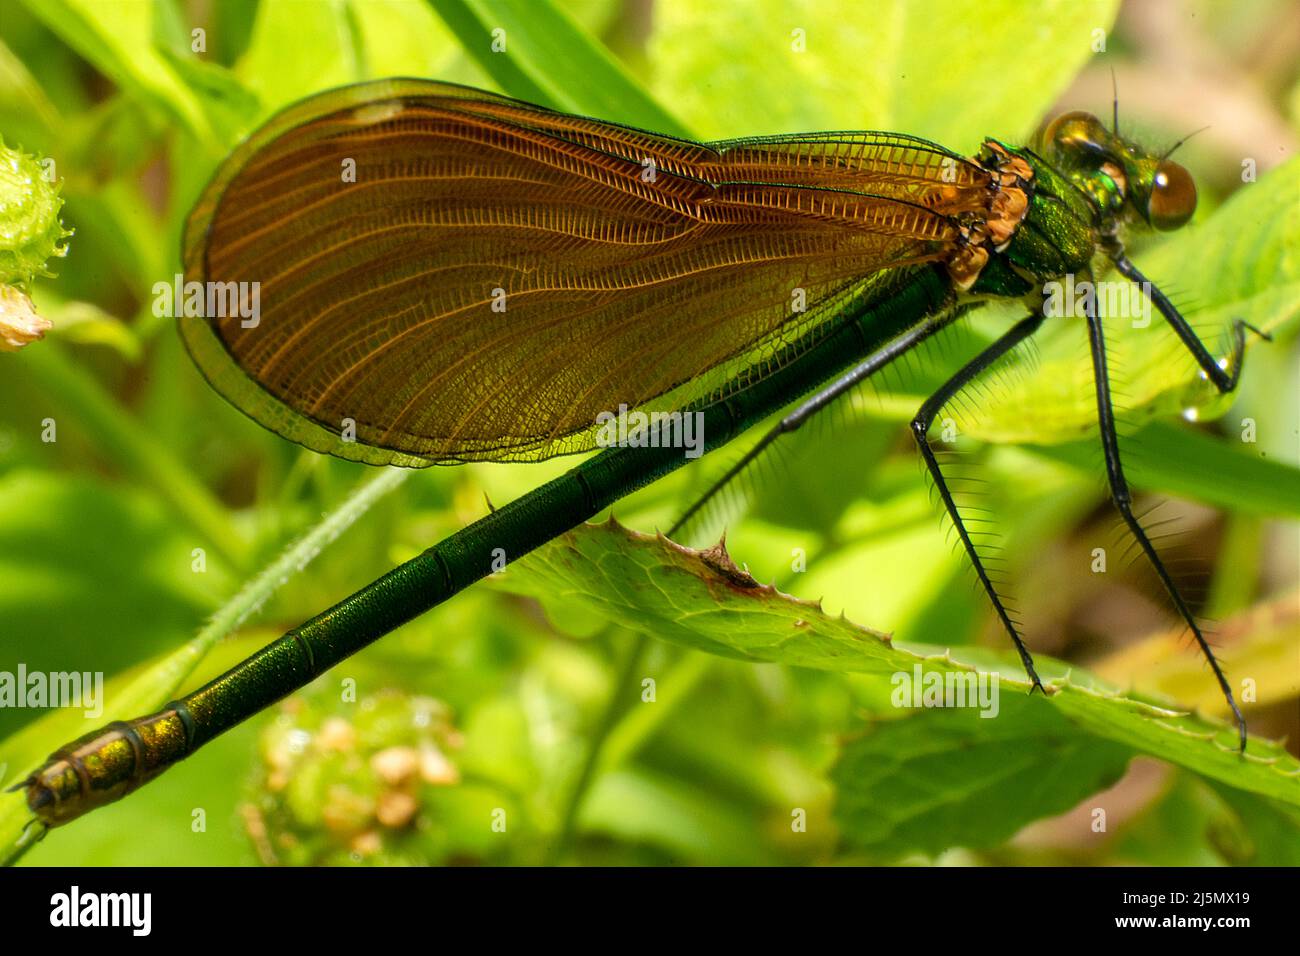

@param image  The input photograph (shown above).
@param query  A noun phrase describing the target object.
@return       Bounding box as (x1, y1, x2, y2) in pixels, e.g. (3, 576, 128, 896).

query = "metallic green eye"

(1146, 160, 1197, 230)
(1042, 110, 1110, 158)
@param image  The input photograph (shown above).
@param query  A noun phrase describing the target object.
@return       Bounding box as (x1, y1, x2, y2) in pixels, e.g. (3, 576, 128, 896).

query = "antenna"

(1162, 126, 1210, 161)
(1110, 67, 1120, 136)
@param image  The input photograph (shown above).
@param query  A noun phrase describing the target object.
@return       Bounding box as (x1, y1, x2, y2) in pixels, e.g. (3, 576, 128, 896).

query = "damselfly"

(19, 79, 1265, 827)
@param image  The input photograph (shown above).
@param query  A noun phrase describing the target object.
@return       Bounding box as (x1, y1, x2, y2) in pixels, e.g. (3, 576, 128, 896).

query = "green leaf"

(39, 298, 141, 361)
(156, 47, 260, 146)
(1030, 420, 1300, 517)
(17, 0, 221, 151)
(504, 517, 892, 668)
(581, 768, 775, 864)
(499, 521, 1300, 811)
(1044, 682, 1299, 808)
(854, 371, 1300, 521)
(351, 0, 463, 78)
(431, 0, 692, 135)
(0, 33, 61, 134)
(236, 0, 463, 123)
(1111, 776, 1234, 866)
(236, 0, 362, 114)
(648, 0, 1120, 149)
(831, 696, 1132, 859)
(1205, 784, 1300, 866)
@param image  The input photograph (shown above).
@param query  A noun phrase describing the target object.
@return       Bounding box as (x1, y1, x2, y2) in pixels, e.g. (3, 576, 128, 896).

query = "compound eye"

(1043, 110, 1109, 157)
(1147, 160, 1196, 230)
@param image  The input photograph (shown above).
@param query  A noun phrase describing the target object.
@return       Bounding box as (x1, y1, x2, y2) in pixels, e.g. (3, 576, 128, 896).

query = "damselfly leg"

(1084, 271, 1255, 751)
(668, 311, 956, 537)
(1110, 253, 1271, 391)
(671, 307, 1052, 694)
(910, 314, 1048, 692)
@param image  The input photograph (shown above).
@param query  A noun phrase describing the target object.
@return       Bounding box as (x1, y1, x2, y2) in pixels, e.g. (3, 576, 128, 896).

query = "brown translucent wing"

(181, 79, 992, 465)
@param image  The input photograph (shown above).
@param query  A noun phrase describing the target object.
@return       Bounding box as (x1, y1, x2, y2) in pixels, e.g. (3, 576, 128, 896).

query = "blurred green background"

(1, 0, 1298, 866)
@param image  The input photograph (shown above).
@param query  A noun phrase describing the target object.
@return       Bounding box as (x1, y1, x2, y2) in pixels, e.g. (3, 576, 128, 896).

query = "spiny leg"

(1082, 302, 1248, 752)
(910, 313, 1046, 690)
(1110, 253, 1270, 392)
(668, 314, 953, 538)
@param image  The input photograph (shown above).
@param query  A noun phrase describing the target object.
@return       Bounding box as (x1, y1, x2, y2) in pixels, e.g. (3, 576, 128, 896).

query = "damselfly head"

(1037, 110, 1197, 232)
